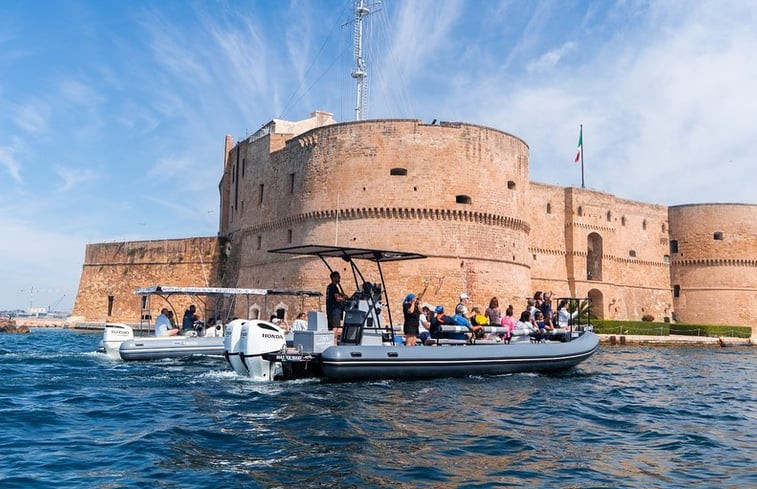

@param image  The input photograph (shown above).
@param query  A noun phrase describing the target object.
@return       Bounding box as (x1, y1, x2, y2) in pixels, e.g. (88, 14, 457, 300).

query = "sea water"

(0, 328, 754, 488)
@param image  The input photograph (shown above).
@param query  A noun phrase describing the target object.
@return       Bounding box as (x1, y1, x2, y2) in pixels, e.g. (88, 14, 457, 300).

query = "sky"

(1, 0, 755, 312)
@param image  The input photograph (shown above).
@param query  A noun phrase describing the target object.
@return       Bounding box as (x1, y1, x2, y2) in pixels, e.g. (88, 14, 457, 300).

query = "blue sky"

(1, 0, 755, 312)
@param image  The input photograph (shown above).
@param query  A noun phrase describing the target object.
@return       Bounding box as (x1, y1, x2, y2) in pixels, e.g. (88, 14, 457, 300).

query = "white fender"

(103, 323, 133, 360)
(238, 320, 286, 381)
(223, 319, 247, 375)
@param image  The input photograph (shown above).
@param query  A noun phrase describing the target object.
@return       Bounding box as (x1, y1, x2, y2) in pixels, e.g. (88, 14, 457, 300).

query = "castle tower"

(219, 118, 532, 313)
(669, 203, 757, 336)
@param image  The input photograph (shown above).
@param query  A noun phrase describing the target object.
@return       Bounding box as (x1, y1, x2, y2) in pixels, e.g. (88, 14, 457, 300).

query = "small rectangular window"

(713, 232, 723, 240)
(258, 184, 264, 205)
(289, 173, 295, 193)
(287, 229, 292, 243)
(257, 235, 262, 250)
(673, 285, 680, 298)
(107, 295, 114, 316)
(242, 158, 246, 177)
(670, 240, 679, 253)
(629, 250, 637, 258)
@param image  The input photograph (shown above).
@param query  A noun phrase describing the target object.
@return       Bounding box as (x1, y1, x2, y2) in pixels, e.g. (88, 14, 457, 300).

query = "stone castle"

(72, 111, 757, 336)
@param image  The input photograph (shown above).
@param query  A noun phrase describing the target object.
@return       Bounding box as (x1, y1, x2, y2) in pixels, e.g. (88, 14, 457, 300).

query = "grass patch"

(593, 319, 751, 338)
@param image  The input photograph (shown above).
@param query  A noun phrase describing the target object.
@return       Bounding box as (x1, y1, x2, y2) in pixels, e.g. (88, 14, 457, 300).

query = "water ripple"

(0, 330, 754, 488)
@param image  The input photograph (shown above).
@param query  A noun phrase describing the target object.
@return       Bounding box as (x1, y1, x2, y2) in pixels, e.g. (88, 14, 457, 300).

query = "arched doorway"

(587, 232, 603, 281)
(588, 288, 604, 319)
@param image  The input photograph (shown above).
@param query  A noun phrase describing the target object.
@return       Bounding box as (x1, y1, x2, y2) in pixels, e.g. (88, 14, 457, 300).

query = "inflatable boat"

(102, 285, 321, 361)
(225, 245, 600, 382)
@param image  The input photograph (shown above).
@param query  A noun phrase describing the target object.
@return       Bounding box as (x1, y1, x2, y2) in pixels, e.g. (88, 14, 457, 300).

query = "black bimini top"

(268, 245, 426, 263)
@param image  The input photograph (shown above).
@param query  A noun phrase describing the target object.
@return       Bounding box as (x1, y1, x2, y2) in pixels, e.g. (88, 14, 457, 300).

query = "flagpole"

(580, 124, 585, 188)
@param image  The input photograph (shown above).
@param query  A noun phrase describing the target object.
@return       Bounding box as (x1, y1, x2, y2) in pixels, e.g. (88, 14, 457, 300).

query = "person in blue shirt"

(182, 305, 198, 330)
(155, 308, 179, 336)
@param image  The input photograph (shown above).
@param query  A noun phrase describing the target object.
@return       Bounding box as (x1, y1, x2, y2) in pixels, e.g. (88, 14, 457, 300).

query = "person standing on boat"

(155, 308, 179, 337)
(485, 297, 501, 326)
(402, 293, 420, 346)
(500, 304, 516, 342)
(182, 305, 198, 331)
(326, 271, 347, 343)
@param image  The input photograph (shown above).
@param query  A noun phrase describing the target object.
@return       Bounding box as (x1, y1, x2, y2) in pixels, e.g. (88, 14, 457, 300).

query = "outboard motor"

(103, 323, 134, 360)
(223, 319, 247, 374)
(237, 320, 286, 381)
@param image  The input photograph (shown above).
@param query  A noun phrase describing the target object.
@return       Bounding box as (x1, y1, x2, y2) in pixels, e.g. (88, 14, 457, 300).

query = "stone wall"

(71, 237, 221, 324)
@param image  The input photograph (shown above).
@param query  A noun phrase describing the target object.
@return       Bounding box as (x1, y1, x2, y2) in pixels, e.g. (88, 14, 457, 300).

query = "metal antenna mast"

(351, 0, 371, 121)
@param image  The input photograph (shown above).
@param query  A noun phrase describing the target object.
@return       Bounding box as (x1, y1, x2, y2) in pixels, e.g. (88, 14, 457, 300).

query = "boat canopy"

(269, 245, 426, 336)
(134, 286, 322, 297)
(268, 244, 426, 262)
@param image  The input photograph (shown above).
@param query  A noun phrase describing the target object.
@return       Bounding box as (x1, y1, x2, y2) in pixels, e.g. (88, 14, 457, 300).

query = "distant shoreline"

(6, 318, 752, 347)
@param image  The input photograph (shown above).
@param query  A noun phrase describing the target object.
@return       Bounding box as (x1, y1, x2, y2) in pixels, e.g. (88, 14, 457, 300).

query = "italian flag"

(574, 126, 582, 163)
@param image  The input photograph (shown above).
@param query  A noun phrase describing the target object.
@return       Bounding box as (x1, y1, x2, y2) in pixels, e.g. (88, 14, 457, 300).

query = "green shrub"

(593, 319, 669, 336)
(592, 319, 751, 338)
(669, 323, 751, 338)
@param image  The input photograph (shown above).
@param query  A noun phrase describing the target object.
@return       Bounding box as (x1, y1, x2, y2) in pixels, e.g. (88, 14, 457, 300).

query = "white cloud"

(55, 165, 96, 192)
(0, 145, 22, 183)
(527, 41, 576, 73)
(12, 100, 49, 134)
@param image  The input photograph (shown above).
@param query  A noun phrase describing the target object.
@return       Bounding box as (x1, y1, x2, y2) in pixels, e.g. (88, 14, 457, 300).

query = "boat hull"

(320, 332, 600, 381)
(119, 336, 225, 361)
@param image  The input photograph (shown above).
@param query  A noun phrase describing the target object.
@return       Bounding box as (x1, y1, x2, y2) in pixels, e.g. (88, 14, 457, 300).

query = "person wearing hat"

(457, 293, 471, 319)
(402, 293, 420, 346)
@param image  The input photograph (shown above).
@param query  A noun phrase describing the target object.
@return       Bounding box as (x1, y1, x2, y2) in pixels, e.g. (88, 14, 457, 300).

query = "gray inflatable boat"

(318, 331, 600, 381)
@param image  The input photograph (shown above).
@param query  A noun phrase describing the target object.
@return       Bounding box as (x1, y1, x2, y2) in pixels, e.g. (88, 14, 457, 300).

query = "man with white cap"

(457, 293, 471, 320)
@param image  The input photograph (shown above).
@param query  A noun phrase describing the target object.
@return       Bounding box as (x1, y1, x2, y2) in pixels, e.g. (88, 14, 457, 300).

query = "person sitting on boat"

(533, 311, 552, 342)
(291, 312, 308, 332)
(447, 304, 485, 341)
(182, 305, 199, 331)
(155, 308, 179, 337)
(457, 293, 471, 317)
(470, 306, 488, 326)
(430, 305, 452, 339)
(512, 310, 537, 341)
(402, 293, 421, 347)
(418, 304, 432, 344)
(557, 299, 587, 328)
(166, 310, 177, 328)
(270, 314, 289, 332)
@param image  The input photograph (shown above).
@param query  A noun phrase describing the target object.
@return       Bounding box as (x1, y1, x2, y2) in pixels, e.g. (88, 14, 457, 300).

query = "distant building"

(72, 112, 757, 337)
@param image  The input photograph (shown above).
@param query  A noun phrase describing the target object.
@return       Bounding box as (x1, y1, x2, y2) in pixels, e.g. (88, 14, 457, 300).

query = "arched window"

(621, 216, 626, 226)
(546, 203, 552, 214)
(642, 219, 647, 230)
(606, 211, 612, 222)
(587, 232, 603, 281)
(577, 206, 583, 217)
(456, 195, 472, 205)
(587, 289, 604, 319)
